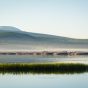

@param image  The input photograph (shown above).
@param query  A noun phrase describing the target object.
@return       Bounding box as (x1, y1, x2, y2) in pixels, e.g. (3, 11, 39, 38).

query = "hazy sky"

(0, 0, 88, 39)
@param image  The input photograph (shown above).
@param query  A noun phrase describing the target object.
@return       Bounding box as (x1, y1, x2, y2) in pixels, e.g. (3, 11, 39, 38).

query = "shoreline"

(0, 51, 88, 56)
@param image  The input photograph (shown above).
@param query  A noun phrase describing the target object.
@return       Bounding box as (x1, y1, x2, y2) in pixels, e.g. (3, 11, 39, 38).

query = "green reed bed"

(0, 63, 88, 74)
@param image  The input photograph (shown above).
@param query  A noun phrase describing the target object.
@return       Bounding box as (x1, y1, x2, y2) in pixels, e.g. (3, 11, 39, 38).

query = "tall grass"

(0, 63, 88, 74)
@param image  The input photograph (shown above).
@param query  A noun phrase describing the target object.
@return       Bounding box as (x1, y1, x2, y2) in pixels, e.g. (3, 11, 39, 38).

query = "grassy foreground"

(0, 63, 88, 74)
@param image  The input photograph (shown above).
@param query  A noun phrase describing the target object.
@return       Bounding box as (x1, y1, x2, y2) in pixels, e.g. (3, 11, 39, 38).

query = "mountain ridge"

(0, 26, 21, 32)
(0, 26, 88, 51)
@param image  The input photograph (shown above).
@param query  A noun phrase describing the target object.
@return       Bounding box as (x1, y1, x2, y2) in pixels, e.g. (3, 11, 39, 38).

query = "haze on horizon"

(0, 0, 88, 39)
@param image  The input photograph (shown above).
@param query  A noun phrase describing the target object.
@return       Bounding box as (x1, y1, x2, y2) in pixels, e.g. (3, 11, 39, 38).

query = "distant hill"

(0, 26, 88, 51)
(0, 26, 21, 32)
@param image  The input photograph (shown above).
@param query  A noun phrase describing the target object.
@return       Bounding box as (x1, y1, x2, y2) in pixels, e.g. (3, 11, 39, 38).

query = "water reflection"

(0, 73, 88, 88)
(0, 55, 88, 88)
(0, 55, 88, 63)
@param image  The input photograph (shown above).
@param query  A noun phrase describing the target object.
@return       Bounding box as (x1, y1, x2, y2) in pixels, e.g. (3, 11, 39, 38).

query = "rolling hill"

(0, 26, 88, 51)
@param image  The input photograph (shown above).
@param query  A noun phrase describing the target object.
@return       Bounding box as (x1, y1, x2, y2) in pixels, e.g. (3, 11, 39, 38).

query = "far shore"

(0, 51, 88, 56)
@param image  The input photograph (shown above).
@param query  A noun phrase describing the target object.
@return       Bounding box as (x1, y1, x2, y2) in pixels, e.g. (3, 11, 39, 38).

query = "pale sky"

(0, 0, 88, 39)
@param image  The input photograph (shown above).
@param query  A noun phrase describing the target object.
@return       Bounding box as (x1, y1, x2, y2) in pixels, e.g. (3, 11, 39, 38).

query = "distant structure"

(0, 51, 88, 56)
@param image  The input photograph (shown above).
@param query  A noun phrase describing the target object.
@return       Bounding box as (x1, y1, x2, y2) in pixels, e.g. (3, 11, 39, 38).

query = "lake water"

(0, 55, 88, 88)
(0, 55, 88, 63)
(0, 73, 88, 88)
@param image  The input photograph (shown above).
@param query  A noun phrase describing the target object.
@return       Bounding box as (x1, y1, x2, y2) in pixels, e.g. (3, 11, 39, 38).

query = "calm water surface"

(0, 73, 88, 88)
(0, 55, 88, 63)
(0, 55, 88, 88)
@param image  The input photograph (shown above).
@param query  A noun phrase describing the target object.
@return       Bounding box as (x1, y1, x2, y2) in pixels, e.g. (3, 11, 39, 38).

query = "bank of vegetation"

(0, 63, 88, 74)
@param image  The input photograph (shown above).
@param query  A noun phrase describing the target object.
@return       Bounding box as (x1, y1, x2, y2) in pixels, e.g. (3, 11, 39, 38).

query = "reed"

(0, 63, 88, 74)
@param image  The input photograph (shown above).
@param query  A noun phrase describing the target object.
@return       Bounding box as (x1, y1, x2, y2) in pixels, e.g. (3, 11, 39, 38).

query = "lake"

(0, 73, 88, 88)
(0, 55, 88, 88)
(0, 55, 88, 64)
